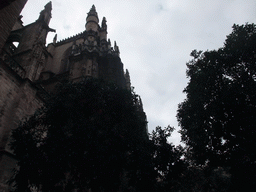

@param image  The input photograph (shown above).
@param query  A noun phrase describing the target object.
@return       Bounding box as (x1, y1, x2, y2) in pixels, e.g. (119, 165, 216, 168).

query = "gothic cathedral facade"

(0, 1, 143, 190)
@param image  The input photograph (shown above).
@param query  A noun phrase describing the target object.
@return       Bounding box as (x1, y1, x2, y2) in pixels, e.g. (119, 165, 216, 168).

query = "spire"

(86, 5, 99, 31)
(101, 17, 107, 30)
(139, 96, 143, 108)
(114, 41, 119, 52)
(45, 1, 52, 11)
(53, 34, 57, 44)
(87, 5, 98, 18)
(37, 1, 52, 25)
(114, 41, 120, 56)
(125, 69, 131, 90)
(91, 4, 96, 12)
(99, 17, 107, 40)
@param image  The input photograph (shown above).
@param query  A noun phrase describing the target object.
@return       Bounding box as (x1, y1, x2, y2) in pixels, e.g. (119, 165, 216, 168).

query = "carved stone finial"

(86, 4, 99, 31)
(53, 34, 57, 44)
(139, 96, 143, 108)
(45, 1, 52, 11)
(114, 41, 119, 53)
(87, 4, 98, 16)
(125, 69, 131, 90)
(37, 1, 52, 25)
(91, 5, 96, 12)
(101, 17, 107, 30)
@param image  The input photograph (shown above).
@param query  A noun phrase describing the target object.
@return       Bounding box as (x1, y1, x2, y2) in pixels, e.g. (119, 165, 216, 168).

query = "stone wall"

(0, 3, 135, 190)
(0, 59, 42, 191)
(0, 0, 27, 51)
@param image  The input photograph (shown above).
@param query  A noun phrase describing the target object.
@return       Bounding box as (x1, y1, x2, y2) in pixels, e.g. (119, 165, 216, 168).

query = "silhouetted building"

(0, 1, 146, 191)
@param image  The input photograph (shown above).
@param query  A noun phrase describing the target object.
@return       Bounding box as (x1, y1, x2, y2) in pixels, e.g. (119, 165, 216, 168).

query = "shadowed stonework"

(0, 1, 146, 191)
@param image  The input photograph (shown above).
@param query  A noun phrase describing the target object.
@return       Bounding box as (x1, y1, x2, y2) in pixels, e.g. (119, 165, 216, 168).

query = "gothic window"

(12, 42, 19, 48)
(6, 32, 22, 55)
(9, 41, 19, 54)
(59, 59, 70, 73)
(59, 47, 72, 73)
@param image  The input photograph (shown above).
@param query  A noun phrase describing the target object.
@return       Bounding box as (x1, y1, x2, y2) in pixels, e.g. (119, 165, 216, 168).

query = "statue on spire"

(101, 17, 107, 30)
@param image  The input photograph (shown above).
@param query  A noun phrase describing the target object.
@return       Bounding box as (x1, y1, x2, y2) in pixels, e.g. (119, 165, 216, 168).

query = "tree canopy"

(10, 79, 150, 191)
(177, 23, 256, 190)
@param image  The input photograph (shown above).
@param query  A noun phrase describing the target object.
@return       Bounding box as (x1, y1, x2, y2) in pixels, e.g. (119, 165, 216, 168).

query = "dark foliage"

(177, 23, 256, 190)
(10, 79, 150, 191)
(149, 126, 186, 192)
(148, 126, 231, 192)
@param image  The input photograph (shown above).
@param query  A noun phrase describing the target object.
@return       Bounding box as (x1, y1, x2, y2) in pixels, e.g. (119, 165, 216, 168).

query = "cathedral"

(0, 1, 145, 190)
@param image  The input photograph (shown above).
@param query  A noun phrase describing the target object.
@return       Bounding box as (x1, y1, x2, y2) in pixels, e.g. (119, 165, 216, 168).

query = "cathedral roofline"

(54, 31, 85, 46)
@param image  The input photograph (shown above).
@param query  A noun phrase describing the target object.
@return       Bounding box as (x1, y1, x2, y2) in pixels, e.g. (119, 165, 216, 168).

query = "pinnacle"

(91, 5, 96, 12)
(45, 1, 52, 10)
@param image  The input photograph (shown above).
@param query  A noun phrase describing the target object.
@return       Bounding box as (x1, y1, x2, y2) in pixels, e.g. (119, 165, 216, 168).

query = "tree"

(177, 23, 256, 190)
(10, 79, 150, 191)
(149, 126, 186, 192)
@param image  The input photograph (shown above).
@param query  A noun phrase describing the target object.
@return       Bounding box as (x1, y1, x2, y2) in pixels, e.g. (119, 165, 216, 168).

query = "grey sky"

(21, 0, 256, 145)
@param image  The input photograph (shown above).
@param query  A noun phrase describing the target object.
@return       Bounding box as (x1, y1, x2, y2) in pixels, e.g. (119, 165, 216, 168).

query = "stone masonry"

(0, 1, 145, 191)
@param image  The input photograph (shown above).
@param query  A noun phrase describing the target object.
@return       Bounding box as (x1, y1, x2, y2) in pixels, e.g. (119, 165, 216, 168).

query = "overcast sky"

(20, 0, 256, 145)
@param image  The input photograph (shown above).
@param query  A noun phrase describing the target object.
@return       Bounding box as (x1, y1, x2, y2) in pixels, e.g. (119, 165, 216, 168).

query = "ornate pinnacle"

(126, 69, 130, 75)
(87, 4, 98, 19)
(45, 1, 52, 11)
(37, 1, 52, 24)
(114, 41, 119, 53)
(53, 34, 57, 44)
(90, 5, 96, 12)
(101, 17, 107, 29)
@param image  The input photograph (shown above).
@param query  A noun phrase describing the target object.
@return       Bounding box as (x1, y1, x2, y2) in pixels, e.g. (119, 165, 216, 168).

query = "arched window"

(6, 32, 21, 55)
(59, 47, 72, 73)
(13, 42, 19, 47)
(9, 41, 19, 54)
